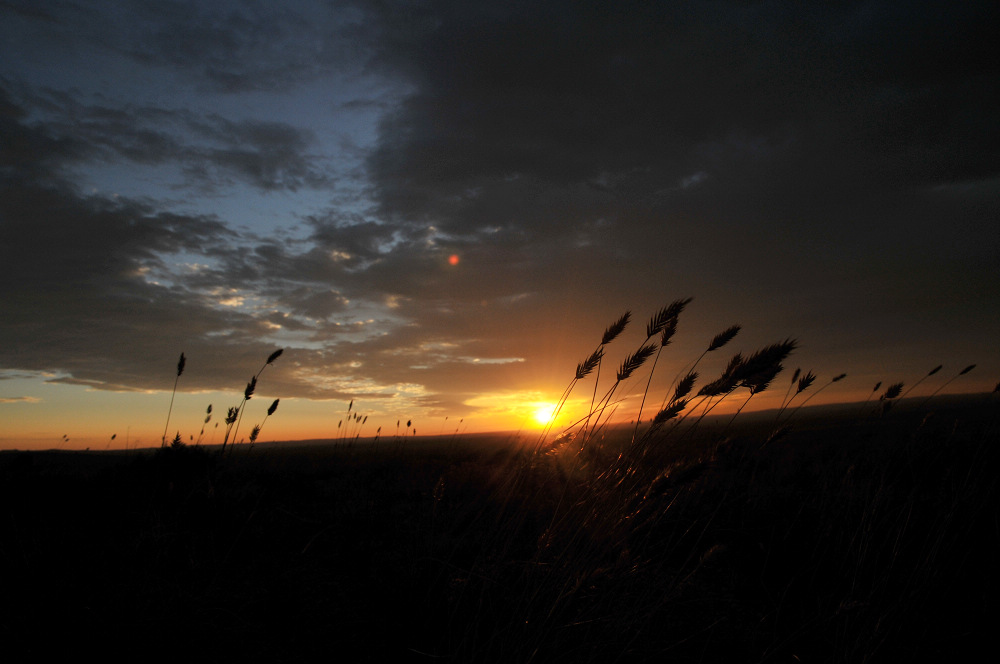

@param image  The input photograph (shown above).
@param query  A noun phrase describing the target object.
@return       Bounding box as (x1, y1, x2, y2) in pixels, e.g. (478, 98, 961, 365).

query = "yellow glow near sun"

(531, 402, 558, 428)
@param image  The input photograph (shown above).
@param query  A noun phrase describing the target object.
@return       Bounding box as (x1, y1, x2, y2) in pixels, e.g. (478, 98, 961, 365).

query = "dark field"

(2, 397, 997, 663)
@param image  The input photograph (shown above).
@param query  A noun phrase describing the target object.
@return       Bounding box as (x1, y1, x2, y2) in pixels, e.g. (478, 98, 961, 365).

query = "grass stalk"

(161, 352, 185, 446)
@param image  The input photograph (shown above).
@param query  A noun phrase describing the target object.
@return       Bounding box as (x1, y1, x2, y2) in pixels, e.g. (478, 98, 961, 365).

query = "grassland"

(1, 395, 996, 663)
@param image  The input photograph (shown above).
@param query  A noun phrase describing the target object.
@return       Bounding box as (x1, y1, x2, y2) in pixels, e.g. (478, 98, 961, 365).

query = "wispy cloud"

(0, 396, 40, 404)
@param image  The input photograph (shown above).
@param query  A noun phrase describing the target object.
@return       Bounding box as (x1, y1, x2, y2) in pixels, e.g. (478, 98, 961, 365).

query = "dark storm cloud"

(362, 0, 997, 225)
(2, 0, 371, 93)
(8, 85, 333, 192)
(346, 0, 999, 367)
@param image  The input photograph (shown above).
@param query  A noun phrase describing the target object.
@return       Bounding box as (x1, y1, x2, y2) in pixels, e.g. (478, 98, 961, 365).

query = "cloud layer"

(1, 0, 997, 427)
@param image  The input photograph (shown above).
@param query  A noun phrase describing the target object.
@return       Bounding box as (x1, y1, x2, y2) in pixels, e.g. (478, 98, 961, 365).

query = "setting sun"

(531, 402, 558, 428)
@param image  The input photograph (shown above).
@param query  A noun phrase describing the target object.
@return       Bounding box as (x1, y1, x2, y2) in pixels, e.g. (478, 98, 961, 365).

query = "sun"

(530, 402, 558, 428)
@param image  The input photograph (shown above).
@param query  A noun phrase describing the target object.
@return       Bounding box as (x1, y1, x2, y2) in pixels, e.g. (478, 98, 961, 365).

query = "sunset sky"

(2, 1, 997, 449)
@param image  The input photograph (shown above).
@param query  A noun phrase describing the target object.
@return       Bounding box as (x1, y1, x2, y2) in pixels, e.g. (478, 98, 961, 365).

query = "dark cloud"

(2, 0, 372, 93)
(0, 92, 296, 394)
(6, 86, 334, 192)
(362, 1, 997, 221)
(346, 0, 999, 366)
(0, 0, 997, 434)
(0, 82, 531, 403)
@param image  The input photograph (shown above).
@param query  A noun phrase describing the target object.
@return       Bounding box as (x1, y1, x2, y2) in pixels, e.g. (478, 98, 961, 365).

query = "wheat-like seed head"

(959, 364, 976, 375)
(176, 352, 186, 377)
(673, 371, 698, 402)
(797, 371, 817, 394)
(928, 365, 943, 376)
(267, 348, 284, 364)
(601, 311, 631, 345)
(699, 353, 745, 396)
(660, 317, 678, 346)
(653, 399, 688, 424)
(244, 376, 257, 400)
(735, 339, 797, 383)
(663, 297, 693, 321)
(707, 325, 741, 352)
(646, 298, 692, 338)
(743, 363, 783, 395)
(267, 398, 279, 416)
(576, 348, 604, 379)
(723, 353, 744, 376)
(617, 343, 657, 381)
(697, 379, 727, 397)
(881, 382, 904, 400)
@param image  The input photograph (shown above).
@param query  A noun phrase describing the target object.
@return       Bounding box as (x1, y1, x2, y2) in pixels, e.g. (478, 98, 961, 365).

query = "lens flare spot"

(448, 254, 460, 266)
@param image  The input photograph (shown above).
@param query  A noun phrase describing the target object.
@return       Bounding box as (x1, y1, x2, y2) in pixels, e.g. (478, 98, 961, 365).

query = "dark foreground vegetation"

(2, 397, 997, 663)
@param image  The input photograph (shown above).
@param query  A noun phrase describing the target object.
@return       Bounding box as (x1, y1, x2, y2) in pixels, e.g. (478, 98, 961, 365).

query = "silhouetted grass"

(1, 306, 996, 662)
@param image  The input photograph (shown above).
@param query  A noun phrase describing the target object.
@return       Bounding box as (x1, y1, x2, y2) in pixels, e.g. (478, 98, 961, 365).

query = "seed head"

(742, 363, 783, 395)
(796, 371, 817, 394)
(736, 339, 797, 383)
(707, 325, 741, 352)
(617, 343, 657, 381)
(660, 317, 678, 347)
(601, 311, 631, 345)
(672, 371, 698, 402)
(653, 399, 688, 424)
(576, 348, 604, 380)
(646, 298, 692, 339)
(244, 376, 257, 401)
(881, 382, 904, 400)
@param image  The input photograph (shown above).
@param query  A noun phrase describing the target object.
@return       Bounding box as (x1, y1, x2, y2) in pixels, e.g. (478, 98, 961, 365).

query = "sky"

(1, 0, 997, 450)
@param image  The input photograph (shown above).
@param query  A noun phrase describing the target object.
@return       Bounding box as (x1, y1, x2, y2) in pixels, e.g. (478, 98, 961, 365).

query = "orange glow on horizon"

(448, 254, 460, 265)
